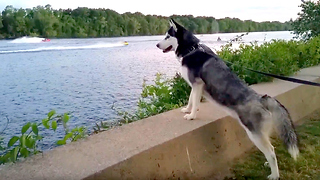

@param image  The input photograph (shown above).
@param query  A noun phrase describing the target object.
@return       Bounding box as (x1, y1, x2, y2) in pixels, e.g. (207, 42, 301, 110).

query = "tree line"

(0, 5, 292, 39)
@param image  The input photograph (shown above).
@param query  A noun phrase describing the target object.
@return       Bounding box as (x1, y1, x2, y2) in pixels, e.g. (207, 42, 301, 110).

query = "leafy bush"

(139, 73, 191, 116)
(0, 110, 86, 164)
(218, 36, 320, 85)
(295, 36, 320, 68)
(218, 40, 300, 84)
(112, 73, 190, 123)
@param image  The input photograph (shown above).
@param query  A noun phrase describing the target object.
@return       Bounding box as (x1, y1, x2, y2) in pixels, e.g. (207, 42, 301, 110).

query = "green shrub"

(139, 73, 190, 115)
(217, 36, 320, 84)
(0, 110, 86, 164)
(112, 73, 190, 123)
(295, 37, 320, 68)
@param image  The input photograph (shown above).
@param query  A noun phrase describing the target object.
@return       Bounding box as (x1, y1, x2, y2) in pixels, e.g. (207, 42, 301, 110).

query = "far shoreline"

(0, 30, 293, 41)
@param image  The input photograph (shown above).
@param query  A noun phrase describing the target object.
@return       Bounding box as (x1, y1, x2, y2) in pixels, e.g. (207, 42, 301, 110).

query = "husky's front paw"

(184, 113, 196, 120)
(267, 174, 279, 180)
(181, 107, 191, 113)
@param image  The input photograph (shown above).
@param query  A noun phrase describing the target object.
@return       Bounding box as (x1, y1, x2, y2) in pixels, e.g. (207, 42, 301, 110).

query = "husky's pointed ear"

(169, 19, 177, 32)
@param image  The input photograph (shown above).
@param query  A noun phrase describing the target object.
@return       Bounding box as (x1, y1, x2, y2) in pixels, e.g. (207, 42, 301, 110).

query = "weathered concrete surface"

(1, 66, 320, 180)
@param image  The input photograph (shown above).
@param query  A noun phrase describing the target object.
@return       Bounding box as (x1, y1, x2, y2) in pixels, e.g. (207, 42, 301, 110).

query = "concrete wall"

(1, 66, 320, 180)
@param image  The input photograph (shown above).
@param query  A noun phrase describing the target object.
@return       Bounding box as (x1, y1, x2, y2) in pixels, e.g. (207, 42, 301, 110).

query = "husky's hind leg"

(246, 130, 279, 180)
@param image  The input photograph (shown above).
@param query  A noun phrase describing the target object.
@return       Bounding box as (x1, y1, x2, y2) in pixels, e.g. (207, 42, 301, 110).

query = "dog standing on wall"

(156, 19, 299, 180)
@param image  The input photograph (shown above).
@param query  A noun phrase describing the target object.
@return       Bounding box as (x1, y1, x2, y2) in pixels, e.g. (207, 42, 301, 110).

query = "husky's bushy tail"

(261, 94, 299, 160)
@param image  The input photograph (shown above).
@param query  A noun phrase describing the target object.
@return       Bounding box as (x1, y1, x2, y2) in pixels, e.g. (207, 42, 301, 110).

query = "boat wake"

(0, 42, 126, 54)
(10, 36, 46, 43)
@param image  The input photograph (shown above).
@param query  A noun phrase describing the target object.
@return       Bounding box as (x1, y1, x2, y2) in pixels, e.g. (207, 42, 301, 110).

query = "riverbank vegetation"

(0, 5, 291, 39)
(0, 111, 86, 164)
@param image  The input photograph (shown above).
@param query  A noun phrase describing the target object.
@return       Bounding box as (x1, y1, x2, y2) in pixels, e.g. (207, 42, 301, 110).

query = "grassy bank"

(225, 118, 320, 180)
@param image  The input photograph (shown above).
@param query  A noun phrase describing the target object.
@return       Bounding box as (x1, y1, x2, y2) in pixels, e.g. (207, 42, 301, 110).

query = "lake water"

(0, 31, 294, 150)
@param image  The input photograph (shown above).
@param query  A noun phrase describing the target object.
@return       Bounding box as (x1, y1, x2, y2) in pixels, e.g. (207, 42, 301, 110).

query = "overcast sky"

(0, 0, 304, 22)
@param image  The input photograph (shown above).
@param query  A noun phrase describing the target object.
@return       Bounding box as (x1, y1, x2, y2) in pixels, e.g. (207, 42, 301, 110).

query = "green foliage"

(99, 73, 190, 130)
(92, 121, 110, 134)
(56, 126, 87, 145)
(0, 110, 86, 165)
(217, 36, 320, 85)
(292, 1, 320, 40)
(111, 73, 190, 123)
(216, 18, 291, 33)
(138, 73, 190, 117)
(0, 5, 292, 39)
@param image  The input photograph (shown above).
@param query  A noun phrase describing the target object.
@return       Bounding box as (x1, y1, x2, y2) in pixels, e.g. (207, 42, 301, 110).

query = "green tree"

(292, 1, 320, 39)
(205, 17, 219, 33)
(218, 19, 228, 32)
(2, 5, 16, 37)
(136, 15, 150, 35)
(24, 8, 38, 36)
(70, 7, 90, 37)
(14, 8, 27, 36)
(0, 14, 3, 29)
(0, 4, 294, 39)
(60, 13, 76, 37)
(125, 15, 141, 36)
(244, 20, 257, 32)
(33, 5, 59, 37)
(144, 15, 155, 34)
(194, 17, 209, 34)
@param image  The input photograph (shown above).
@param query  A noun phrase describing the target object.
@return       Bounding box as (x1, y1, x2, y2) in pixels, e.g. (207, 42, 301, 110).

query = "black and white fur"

(156, 19, 299, 180)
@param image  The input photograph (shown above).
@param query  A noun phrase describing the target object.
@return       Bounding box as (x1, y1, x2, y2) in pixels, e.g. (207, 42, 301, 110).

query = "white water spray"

(10, 36, 46, 43)
(1, 40, 126, 54)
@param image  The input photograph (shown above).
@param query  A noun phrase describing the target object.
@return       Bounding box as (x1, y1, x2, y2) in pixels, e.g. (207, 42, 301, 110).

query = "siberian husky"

(156, 19, 299, 180)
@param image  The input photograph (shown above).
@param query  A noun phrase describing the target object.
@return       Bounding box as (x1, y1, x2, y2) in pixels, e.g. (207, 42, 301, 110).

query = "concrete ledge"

(1, 66, 320, 180)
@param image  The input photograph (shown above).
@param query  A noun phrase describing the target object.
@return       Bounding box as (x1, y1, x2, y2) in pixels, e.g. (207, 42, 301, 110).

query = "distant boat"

(217, 37, 221, 41)
(42, 38, 51, 42)
(10, 36, 49, 43)
(124, 41, 128, 45)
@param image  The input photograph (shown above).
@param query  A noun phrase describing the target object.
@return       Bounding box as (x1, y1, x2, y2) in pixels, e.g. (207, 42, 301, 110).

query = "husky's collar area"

(174, 31, 200, 58)
(178, 43, 202, 58)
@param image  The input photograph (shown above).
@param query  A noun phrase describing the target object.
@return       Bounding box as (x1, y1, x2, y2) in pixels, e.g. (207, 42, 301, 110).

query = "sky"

(0, 0, 304, 22)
